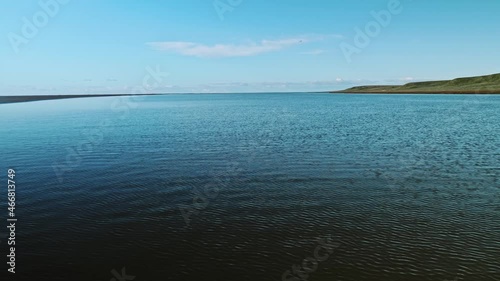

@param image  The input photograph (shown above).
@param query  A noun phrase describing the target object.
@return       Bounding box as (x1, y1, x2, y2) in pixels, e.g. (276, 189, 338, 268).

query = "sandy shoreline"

(0, 94, 164, 104)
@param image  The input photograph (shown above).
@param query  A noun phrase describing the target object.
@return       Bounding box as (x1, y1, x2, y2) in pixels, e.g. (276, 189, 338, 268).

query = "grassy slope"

(334, 73, 500, 94)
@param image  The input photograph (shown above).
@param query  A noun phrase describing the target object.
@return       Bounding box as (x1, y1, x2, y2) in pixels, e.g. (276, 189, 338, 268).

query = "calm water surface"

(0, 93, 499, 281)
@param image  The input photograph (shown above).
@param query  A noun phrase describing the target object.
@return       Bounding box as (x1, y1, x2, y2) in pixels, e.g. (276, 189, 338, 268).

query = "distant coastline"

(0, 94, 163, 104)
(332, 73, 500, 94)
(2, 73, 500, 104)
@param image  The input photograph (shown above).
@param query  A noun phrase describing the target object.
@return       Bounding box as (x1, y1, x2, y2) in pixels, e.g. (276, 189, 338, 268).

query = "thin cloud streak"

(147, 35, 340, 58)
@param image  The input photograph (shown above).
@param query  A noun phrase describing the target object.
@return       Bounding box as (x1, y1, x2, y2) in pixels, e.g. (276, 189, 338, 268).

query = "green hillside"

(334, 73, 500, 94)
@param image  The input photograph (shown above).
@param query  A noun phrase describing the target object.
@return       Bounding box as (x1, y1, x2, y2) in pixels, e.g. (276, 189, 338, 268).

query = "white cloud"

(147, 35, 338, 58)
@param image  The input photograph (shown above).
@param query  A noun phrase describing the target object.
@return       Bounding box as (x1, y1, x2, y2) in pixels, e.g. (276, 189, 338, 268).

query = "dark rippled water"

(0, 93, 499, 281)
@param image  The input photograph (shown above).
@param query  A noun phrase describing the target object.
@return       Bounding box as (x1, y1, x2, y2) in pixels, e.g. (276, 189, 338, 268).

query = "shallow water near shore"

(0, 93, 499, 280)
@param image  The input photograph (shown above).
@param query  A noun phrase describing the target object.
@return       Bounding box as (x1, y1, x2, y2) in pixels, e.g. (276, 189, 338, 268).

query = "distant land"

(2, 73, 500, 104)
(0, 94, 162, 104)
(333, 73, 500, 94)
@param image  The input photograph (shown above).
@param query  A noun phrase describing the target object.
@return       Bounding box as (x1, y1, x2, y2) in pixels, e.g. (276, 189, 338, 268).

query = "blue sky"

(1, 0, 500, 95)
